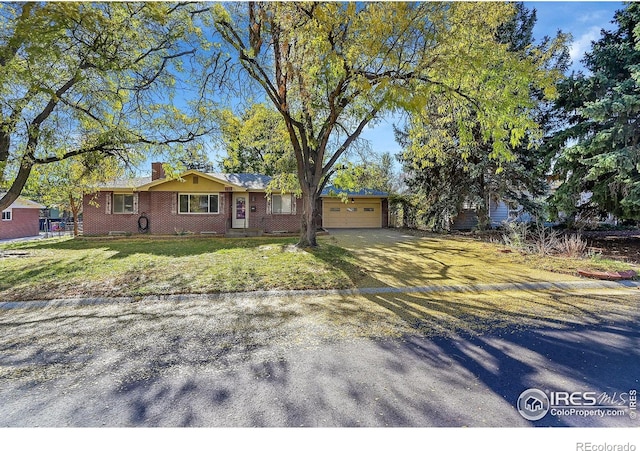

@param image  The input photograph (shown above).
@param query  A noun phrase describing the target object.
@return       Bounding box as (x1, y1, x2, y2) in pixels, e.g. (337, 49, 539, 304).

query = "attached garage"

(322, 199, 383, 228)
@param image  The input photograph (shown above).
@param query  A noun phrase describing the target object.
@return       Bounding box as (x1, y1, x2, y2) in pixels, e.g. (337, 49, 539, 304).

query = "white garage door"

(322, 199, 382, 228)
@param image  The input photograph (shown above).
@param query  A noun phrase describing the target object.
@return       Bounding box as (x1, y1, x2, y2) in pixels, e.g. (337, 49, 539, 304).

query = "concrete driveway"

(322, 228, 592, 291)
(0, 229, 639, 427)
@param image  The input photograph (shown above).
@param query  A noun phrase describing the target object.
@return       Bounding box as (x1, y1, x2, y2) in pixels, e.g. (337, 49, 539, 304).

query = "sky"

(359, 1, 625, 166)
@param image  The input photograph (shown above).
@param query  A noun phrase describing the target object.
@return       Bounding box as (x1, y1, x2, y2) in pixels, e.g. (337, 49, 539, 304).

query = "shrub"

(558, 233, 588, 258)
(530, 222, 560, 256)
(501, 221, 530, 251)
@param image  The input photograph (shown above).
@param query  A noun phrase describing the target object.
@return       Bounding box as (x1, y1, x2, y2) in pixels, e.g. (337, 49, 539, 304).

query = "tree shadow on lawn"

(316, 233, 574, 290)
(0, 254, 98, 298)
(5, 236, 301, 259)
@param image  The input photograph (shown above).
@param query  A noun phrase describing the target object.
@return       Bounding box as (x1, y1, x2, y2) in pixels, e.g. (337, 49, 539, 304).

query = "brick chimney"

(151, 162, 166, 180)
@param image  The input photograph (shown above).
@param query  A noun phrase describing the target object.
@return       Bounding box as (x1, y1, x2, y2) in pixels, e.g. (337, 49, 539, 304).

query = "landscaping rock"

(576, 269, 637, 280)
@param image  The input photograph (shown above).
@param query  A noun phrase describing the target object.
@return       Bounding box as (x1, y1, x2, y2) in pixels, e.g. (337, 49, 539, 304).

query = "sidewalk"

(1, 278, 638, 310)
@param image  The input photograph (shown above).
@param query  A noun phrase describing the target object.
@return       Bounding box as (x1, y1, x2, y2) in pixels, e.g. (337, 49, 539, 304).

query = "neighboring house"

(451, 199, 517, 231)
(0, 194, 45, 240)
(82, 163, 388, 236)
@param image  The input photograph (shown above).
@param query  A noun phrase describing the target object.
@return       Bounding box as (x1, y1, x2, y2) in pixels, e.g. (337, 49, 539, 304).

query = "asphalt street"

(0, 292, 638, 427)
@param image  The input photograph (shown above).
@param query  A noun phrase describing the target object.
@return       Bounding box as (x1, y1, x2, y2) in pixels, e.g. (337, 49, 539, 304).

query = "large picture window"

(271, 194, 293, 214)
(113, 194, 134, 214)
(179, 194, 219, 214)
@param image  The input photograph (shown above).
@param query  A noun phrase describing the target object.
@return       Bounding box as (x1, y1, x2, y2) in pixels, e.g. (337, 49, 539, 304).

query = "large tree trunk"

(298, 188, 320, 247)
(476, 173, 491, 231)
(0, 161, 33, 212)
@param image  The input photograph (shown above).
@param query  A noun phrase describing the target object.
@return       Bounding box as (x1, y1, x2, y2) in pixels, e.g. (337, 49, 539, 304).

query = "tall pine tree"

(546, 3, 640, 222)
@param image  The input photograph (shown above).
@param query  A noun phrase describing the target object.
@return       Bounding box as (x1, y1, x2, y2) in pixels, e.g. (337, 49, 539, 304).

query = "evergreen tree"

(546, 3, 640, 222)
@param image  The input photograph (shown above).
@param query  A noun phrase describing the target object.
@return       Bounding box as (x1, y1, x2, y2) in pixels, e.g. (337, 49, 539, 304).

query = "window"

(179, 194, 219, 214)
(330, 207, 341, 212)
(347, 207, 358, 212)
(113, 194, 134, 214)
(364, 208, 375, 212)
(272, 194, 293, 214)
(1, 210, 11, 221)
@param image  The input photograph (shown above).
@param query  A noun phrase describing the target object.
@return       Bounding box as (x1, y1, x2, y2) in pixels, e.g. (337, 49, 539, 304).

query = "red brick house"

(83, 163, 388, 236)
(0, 195, 44, 240)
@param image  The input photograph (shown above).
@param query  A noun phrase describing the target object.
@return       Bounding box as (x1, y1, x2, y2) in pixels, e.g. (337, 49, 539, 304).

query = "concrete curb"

(1, 279, 639, 310)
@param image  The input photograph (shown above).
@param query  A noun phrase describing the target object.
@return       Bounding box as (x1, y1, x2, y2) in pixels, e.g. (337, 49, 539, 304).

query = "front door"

(232, 193, 248, 228)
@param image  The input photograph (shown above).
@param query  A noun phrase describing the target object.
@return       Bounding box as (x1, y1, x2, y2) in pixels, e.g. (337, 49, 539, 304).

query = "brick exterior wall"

(83, 191, 304, 235)
(249, 194, 303, 232)
(0, 208, 40, 239)
(84, 190, 387, 236)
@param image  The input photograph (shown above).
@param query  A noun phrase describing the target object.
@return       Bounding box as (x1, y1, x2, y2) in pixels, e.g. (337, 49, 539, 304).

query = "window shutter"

(219, 192, 224, 213)
(171, 193, 177, 215)
(105, 193, 112, 215)
(133, 193, 139, 214)
(266, 196, 272, 215)
(291, 195, 297, 215)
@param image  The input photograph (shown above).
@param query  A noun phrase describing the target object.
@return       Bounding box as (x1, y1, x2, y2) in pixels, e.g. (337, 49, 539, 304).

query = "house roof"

(209, 173, 272, 190)
(98, 171, 388, 197)
(0, 193, 45, 209)
(321, 186, 388, 197)
(102, 176, 153, 189)
(98, 171, 268, 192)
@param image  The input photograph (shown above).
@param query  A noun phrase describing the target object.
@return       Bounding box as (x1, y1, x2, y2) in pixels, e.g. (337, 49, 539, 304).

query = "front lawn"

(0, 236, 359, 301)
(0, 231, 637, 302)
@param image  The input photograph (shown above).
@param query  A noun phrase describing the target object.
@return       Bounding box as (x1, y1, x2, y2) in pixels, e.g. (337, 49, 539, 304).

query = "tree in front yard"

(25, 154, 123, 236)
(217, 103, 299, 194)
(209, 2, 565, 246)
(395, 3, 569, 231)
(0, 2, 212, 212)
(332, 151, 399, 195)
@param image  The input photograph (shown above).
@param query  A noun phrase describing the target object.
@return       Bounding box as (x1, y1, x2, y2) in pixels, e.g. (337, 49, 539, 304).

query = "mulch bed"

(582, 230, 640, 264)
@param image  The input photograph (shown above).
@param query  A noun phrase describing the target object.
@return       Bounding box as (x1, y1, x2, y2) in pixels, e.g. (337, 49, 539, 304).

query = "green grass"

(0, 231, 637, 302)
(0, 236, 361, 301)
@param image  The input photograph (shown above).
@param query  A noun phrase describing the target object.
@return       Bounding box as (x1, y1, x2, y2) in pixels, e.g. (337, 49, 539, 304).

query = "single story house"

(0, 194, 45, 240)
(82, 163, 388, 236)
